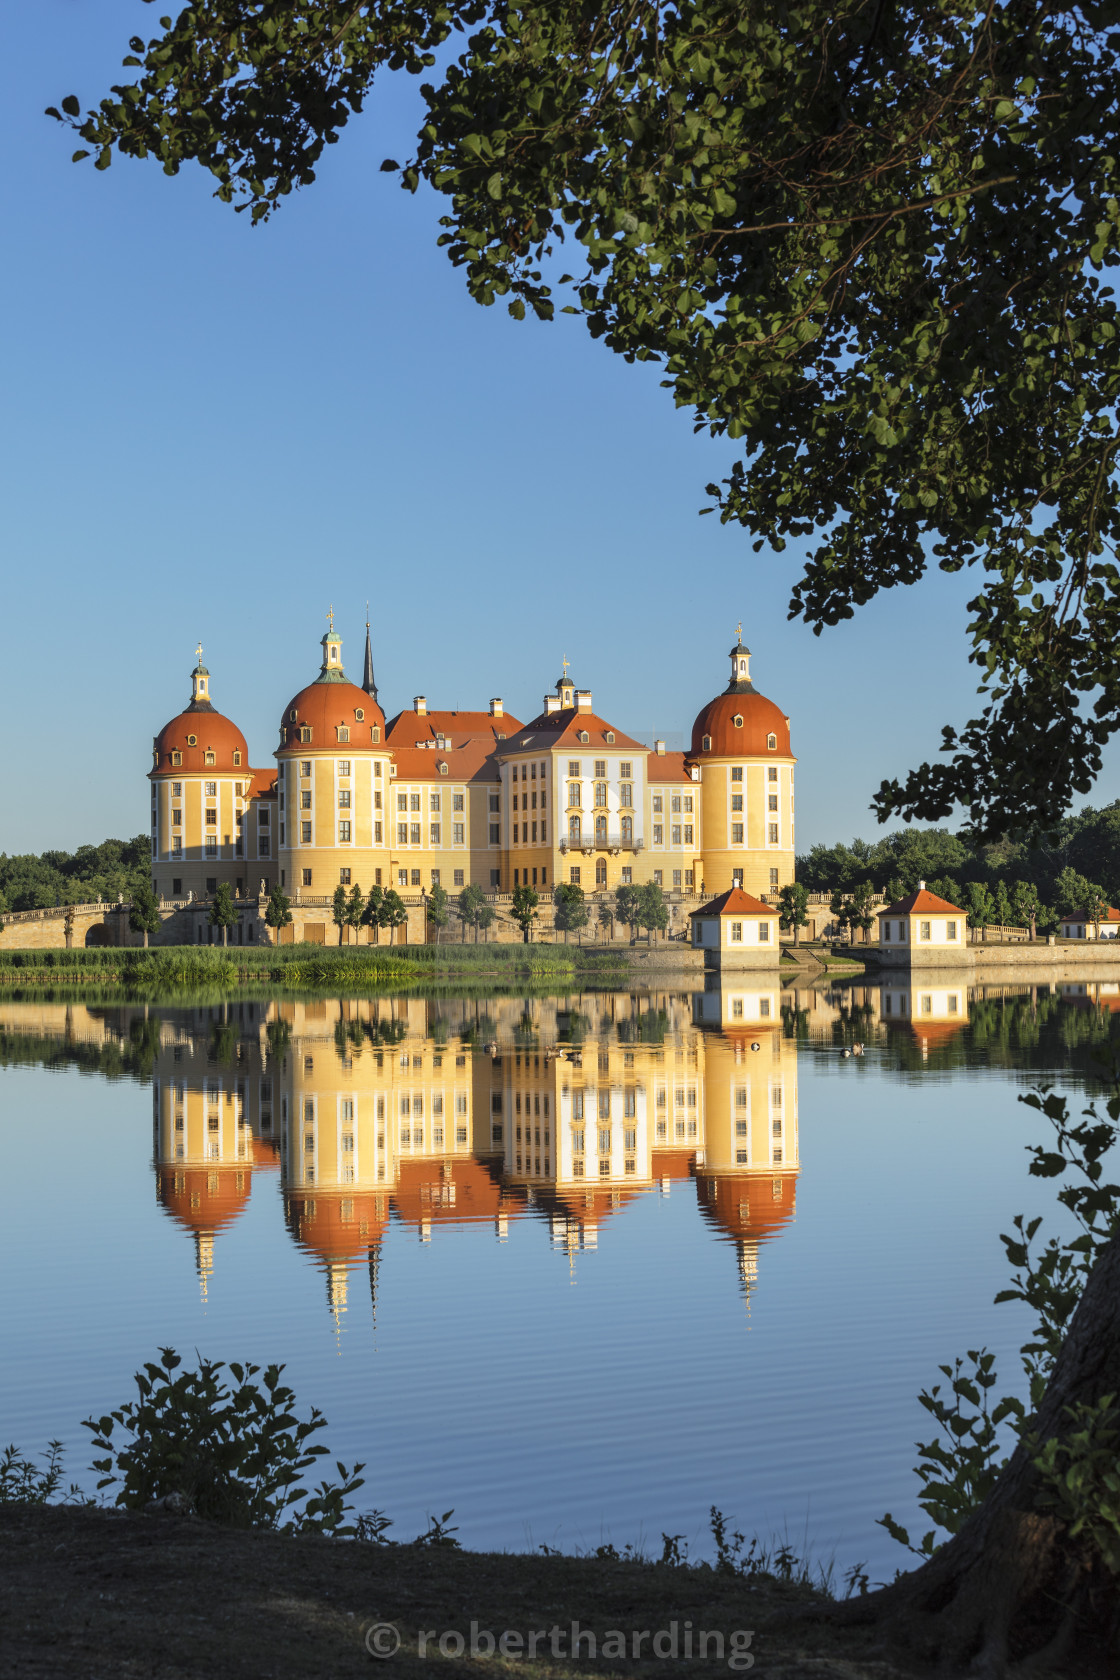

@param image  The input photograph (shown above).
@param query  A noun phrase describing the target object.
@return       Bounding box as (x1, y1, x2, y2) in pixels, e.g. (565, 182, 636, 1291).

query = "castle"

(149, 619, 796, 913)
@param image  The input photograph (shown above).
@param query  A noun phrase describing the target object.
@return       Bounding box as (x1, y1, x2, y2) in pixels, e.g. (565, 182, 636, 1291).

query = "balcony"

(559, 833, 643, 855)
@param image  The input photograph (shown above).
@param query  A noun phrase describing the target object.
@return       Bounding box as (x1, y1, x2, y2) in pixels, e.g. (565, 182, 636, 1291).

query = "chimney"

(414, 696, 427, 716)
(655, 739, 665, 755)
(544, 693, 560, 715)
(919, 879, 926, 890)
(489, 698, 503, 718)
(576, 689, 592, 712)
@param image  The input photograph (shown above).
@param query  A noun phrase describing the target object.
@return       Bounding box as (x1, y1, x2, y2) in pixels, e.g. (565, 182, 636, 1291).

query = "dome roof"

(278, 677, 386, 752)
(153, 707, 249, 775)
(285, 1190, 389, 1260)
(690, 688, 791, 757)
(156, 1165, 251, 1234)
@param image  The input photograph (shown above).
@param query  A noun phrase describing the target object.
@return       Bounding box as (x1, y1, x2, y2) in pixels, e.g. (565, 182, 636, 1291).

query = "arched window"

(702, 734, 712, 751)
(621, 815, 633, 845)
(767, 733, 777, 750)
(300, 726, 312, 743)
(171, 751, 182, 767)
(337, 725, 350, 742)
(204, 751, 216, 766)
(605, 731, 615, 743)
(232, 750, 241, 766)
(371, 725, 381, 742)
(578, 730, 590, 744)
(289, 709, 297, 722)
(595, 814, 608, 844)
(739, 658, 747, 674)
(569, 814, 581, 845)
(596, 859, 607, 885)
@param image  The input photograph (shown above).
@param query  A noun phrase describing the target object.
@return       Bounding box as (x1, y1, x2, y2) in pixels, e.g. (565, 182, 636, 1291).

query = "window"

(205, 781, 217, 797)
(339, 821, 351, 843)
(338, 726, 350, 747)
(453, 868, 464, 887)
(172, 838, 182, 857)
(339, 867, 351, 884)
(411, 869, 420, 886)
(453, 822, 464, 845)
(759, 922, 770, 941)
(489, 824, 500, 844)
(619, 782, 632, 807)
(171, 751, 182, 766)
(732, 823, 744, 844)
(205, 806, 217, 825)
(685, 869, 693, 887)
(768, 823, 779, 843)
(258, 807, 269, 826)
(300, 760, 311, 777)
(338, 789, 351, 808)
(673, 869, 681, 887)
(594, 759, 606, 778)
(204, 836, 217, 857)
(398, 869, 408, 885)
(397, 793, 408, 812)
(731, 766, 743, 782)
(453, 793, 464, 812)
(919, 920, 931, 941)
(430, 825, 441, 846)
(770, 868, 779, 887)
(171, 782, 182, 797)
(569, 814, 581, 844)
(172, 877, 182, 894)
(172, 808, 182, 827)
(410, 824, 421, 846)
(431, 869, 441, 887)
(410, 793, 421, 812)
(621, 866, 632, 884)
(397, 823, 408, 845)
(730, 793, 743, 813)
(302, 869, 312, 886)
(652, 795, 663, 813)
(355, 709, 364, 722)
(594, 781, 607, 806)
(731, 921, 743, 942)
(620, 815, 633, 844)
(338, 759, 350, 776)
(301, 790, 312, 809)
(187, 734, 197, 747)
(567, 783, 582, 807)
(702, 734, 712, 750)
(767, 733, 777, 750)
(768, 794, 778, 811)
(430, 793, 440, 812)
(300, 727, 312, 743)
(684, 825, 693, 845)
(732, 713, 743, 728)
(579, 730, 589, 743)
(947, 921, 958, 940)
(653, 824, 663, 844)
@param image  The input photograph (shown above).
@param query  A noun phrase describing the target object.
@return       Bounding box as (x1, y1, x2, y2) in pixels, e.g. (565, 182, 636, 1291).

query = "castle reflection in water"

(4, 971, 1115, 1339)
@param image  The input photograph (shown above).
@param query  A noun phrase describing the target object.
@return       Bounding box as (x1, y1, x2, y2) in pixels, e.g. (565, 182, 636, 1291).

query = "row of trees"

(797, 806, 1120, 907)
(0, 835, 151, 914)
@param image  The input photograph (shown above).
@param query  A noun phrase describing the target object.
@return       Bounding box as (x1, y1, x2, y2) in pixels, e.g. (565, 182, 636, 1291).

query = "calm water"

(2, 973, 1117, 1580)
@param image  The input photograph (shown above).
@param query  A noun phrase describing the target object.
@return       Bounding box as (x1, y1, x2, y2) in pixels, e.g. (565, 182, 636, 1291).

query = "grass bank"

(0, 1502, 931, 1680)
(0, 942, 630, 994)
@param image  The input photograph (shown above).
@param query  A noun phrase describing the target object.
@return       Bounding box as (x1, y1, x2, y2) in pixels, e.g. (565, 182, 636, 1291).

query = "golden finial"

(327, 604, 335, 633)
(195, 641, 204, 666)
(562, 654, 570, 678)
(736, 620, 742, 643)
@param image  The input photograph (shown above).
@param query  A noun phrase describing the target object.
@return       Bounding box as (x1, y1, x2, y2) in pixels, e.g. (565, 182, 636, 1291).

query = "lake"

(1, 972, 1116, 1582)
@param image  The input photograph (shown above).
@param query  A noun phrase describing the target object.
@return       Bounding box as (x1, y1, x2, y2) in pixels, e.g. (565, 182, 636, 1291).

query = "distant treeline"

(0, 836, 151, 914)
(797, 803, 1120, 922)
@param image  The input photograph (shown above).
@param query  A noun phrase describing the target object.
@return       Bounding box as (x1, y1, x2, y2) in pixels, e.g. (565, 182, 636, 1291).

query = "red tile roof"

(692, 887, 776, 918)
(384, 709, 520, 783)
(647, 750, 697, 785)
(878, 887, 965, 917)
(1062, 905, 1120, 922)
(513, 708, 646, 751)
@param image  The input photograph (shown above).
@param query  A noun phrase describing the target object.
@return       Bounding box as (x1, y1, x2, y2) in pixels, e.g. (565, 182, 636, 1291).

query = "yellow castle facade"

(148, 621, 797, 911)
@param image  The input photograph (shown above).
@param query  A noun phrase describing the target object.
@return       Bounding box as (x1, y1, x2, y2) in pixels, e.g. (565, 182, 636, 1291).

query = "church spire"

(362, 606, 379, 701)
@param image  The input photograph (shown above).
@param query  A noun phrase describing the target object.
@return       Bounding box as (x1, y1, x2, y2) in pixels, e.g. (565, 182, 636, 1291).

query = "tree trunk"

(834, 1228, 1120, 1671)
(222, 925, 228, 947)
(794, 923, 800, 947)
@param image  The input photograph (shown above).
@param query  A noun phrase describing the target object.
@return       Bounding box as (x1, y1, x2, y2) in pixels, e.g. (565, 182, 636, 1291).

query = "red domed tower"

(149, 651, 254, 902)
(276, 616, 391, 904)
(691, 634, 796, 897)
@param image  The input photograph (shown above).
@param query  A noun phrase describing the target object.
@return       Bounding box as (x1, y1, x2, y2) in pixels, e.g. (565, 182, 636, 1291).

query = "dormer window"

(578, 730, 589, 744)
(605, 731, 615, 743)
(232, 750, 241, 766)
(204, 751, 216, 766)
(702, 734, 712, 751)
(371, 725, 381, 742)
(439, 763, 448, 776)
(187, 733, 197, 747)
(355, 708, 364, 721)
(300, 726, 312, 744)
(732, 714, 743, 728)
(171, 751, 182, 767)
(289, 709, 297, 722)
(767, 733, 777, 750)
(337, 725, 350, 742)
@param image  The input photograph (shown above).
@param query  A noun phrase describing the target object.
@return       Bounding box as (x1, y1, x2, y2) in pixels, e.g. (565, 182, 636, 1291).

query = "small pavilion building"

(1059, 906, 1120, 940)
(877, 883, 968, 967)
(690, 887, 780, 968)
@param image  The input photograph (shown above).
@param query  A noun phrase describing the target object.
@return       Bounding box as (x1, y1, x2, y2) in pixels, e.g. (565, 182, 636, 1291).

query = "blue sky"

(3, 3, 1111, 855)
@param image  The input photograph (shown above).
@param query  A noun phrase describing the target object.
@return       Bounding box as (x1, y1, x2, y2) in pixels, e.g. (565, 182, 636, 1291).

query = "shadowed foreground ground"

(0, 1504, 931, 1679)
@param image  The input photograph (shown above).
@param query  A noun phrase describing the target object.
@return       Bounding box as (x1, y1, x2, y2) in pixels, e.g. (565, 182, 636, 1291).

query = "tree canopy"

(52, 1, 1120, 835)
(0, 836, 151, 912)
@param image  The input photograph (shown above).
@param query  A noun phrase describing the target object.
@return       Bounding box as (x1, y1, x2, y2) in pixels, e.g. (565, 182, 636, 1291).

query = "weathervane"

(562, 654, 570, 678)
(736, 620, 743, 643)
(328, 604, 335, 633)
(195, 641, 203, 666)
